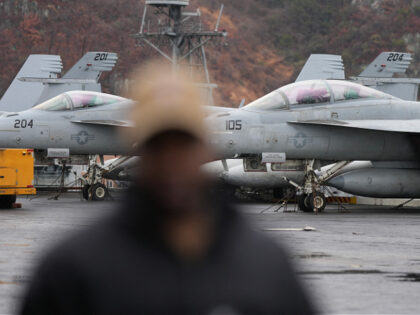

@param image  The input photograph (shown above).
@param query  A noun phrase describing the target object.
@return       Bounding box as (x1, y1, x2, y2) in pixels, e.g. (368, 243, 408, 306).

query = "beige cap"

(124, 61, 208, 150)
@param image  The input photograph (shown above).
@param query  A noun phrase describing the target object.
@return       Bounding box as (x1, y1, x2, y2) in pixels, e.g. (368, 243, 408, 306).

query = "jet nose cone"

(327, 175, 345, 190)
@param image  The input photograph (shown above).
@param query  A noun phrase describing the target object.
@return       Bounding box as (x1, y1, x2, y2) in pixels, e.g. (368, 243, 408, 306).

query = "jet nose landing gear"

(297, 192, 326, 213)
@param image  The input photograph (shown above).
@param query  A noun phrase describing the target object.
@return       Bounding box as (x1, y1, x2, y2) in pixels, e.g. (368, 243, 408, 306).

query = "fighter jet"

(207, 52, 420, 212)
(0, 90, 132, 157)
(210, 52, 419, 203)
(0, 52, 121, 157)
(0, 52, 121, 193)
(0, 88, 135, 200)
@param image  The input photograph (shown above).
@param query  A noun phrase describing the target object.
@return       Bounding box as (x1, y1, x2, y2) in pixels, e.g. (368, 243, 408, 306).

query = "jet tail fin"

(359, 52, 412, 78)
(63, 52, 118, 80)
(34, 52, 118, 104)
(1, 52, 119, 112)
(354, 52, 418, 101)
(0, 55, 62, 112)
(296, 54, 345, 82)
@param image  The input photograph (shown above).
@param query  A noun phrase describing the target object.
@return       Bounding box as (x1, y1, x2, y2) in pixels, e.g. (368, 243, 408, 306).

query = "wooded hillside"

(1, 0, 420, 105)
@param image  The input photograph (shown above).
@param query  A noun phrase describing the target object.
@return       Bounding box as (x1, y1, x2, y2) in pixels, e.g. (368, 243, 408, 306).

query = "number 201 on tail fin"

(94, 53, 108, 61)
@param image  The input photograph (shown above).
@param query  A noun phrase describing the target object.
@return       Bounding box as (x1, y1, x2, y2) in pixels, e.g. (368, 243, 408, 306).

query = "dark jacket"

(21, 187, 315, 315)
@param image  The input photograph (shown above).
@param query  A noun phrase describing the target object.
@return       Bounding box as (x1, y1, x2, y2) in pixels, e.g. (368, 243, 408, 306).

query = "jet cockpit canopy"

(244, 80, 397, 111)
(33, 91, 126, 111)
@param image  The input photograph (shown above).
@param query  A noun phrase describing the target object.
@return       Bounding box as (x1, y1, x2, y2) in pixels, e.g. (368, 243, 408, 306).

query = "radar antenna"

(134, 0, 227, 105)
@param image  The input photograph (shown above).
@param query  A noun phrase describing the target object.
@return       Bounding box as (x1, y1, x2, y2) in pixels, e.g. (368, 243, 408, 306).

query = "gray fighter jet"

(60, 52, 419, 205)
(0, 52, 121, 193)
(210, 52, 419, 202)
(0, 52, 120, 161)
(0, 90, 132, 158)
(207, 52, 420, 212)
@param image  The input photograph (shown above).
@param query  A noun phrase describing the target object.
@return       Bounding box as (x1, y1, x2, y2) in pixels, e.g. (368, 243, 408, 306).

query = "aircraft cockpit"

(244, 80, 396, 111)
(33, 91, 126, 111)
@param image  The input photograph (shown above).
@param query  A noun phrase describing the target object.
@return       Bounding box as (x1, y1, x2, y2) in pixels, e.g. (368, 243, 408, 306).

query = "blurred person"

(20, 62, 315, 315)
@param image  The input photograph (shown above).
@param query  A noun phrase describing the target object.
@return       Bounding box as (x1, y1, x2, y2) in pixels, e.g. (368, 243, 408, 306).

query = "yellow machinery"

(0, 149, 36, 208)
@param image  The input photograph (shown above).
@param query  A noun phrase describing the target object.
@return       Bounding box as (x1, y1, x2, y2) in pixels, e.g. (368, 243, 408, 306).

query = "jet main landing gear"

(91, 183, 108, 201)
(285, 160, 350, 214)
(81, 183, 108, 201)
(297, 192, 327, 213)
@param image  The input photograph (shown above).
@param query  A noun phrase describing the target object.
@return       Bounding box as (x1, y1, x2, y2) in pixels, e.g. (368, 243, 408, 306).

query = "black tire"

(304, 195, 314, 212)
(0, 195, 15, 209)
(309, 192, 326, 212)
(91, 183, 107, 201)
(10, 195, 16, 204)
(82, 184, 91, 200)
(298, 194, 312, 212)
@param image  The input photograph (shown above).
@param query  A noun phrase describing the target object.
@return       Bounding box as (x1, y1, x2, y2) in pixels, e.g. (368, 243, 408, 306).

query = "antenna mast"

(134, 0, 227, 105)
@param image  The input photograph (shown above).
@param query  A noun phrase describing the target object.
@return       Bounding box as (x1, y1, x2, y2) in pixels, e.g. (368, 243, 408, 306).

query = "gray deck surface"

(0, 194, 418, 314)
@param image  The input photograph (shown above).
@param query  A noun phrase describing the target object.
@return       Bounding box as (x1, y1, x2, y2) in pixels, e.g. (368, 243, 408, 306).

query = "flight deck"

(0, 194, 419, 314)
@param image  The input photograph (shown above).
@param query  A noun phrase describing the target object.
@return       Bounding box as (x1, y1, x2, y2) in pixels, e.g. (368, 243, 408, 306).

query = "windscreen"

(67, 91, 125, 109)
(244, 90, 287, 110)
(33, 94, 72, 111)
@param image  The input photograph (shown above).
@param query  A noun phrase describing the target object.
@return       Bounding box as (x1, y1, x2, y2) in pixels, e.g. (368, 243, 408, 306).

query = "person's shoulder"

(20, 215, 127, 314)
(226, 212, 317, 313)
